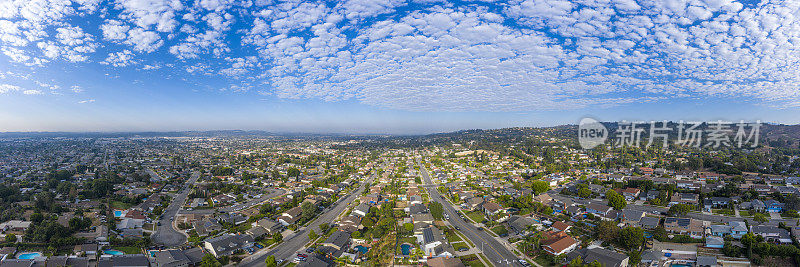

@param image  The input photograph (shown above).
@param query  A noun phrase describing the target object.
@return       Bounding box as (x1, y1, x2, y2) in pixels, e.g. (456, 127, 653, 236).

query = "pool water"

(355, 245, 369, 254)
(104, 250, 124, 255)
(400, 244, 412, 255)
(670, 264, 692, 267)
(17, 252, 42, 259)
(114, 210, 123, 217)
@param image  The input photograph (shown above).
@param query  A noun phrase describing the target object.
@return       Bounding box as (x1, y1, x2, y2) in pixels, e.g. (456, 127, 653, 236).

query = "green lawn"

(445, 229, 463, 242)
(453, 242, 469, 251)
(739, 210, 751, 216)
(713, 209, 734, 215)
(491, 225, 509, 236)
(111, 246, 141, 254)
(465, 210, 486, 223)
(478, 254, 491, 266)
(459, 254, 486, 267)
(110, 201, 133, 210)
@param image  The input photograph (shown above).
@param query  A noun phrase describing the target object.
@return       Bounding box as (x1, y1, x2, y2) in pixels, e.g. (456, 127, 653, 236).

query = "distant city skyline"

(2, 0, 800, 133)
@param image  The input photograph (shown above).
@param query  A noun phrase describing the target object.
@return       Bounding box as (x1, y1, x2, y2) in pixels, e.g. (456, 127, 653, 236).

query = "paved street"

(151, 171, 201, 247)
(238, 173, 375, 267)
(418, 159, 522, 267)
(219, 188, 286, 213)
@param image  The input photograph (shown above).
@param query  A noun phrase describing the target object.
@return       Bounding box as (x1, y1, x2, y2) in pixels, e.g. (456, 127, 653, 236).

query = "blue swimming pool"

(114, 210, 123, 217)
(17, 252, 42, 259)
(400, 244, 412, 255)
(104, 250, 124, 255)
(355, 245, 369, 254)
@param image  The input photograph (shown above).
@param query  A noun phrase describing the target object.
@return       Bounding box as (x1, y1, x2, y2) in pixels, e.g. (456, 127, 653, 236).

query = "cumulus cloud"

(23, 89, 43, 95)
(1, 0, 800, 111)
(101, 50, 136, 67)
(0, 84, 21, 94)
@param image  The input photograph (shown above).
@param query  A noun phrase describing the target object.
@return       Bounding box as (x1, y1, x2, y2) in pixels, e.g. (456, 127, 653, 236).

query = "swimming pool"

(114, 210, 123, 217)
(670, 264, 692, 267)
(17, 252, 43, 259)
(103, 250, 124, 255)
(354, 245, 369, 254)
(400, 244, 412, 255)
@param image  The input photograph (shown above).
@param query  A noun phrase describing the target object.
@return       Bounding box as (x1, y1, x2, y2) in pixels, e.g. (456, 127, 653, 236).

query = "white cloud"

(113, 0, 182, 32)
(0, 84, 21, 94)
(125, 28, 163, 52)
(23, 89, 43, 95)
(1, 0, 800, 111)
(101, 50, 136, 67)
(78, 99, 95, 103)
(71, 85, 83, 93)
(101, 20, 130, 40)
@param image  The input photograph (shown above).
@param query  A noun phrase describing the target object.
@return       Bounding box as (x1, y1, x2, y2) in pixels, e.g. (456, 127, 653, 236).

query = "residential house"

(585, 203, 613, 218)
(621, 209, 645, 226)
(426, 257, 465, 267)
(663, 217, 704, 239)
(319, 231, 351, 258)
(98, 255, 150, 267)
(412, 213, 435, 225)
(352, 203, 371, 217)
(750, 225, 792, 244)
(566, 247, 629, 267)
(621, 188, 640, 201)
(278, 206, 303, 226)
(153, 249, 191, 267)
(669, 193, 699, 206)
(506, 215, 536, 235)
(542, 234, 578, 255)
(203, 234, 255, 257)
(638, 217, 660, 230)
(709, 224, 731, 237)
(729, 221, 748, 239)
(706, 236, 724, 248)
(482, 202, 504, 219)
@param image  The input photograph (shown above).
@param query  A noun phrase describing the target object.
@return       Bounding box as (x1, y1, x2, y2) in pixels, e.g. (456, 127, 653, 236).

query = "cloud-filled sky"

(1, 0, 800, 133)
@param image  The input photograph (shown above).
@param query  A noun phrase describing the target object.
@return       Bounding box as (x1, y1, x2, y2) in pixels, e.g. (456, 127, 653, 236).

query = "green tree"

(351, 231, 362, 239)
(668, 204, 693, 216)
(531, 180, 550, 195)
(265, 255, 277, 267)
(606, 190, 627, 210)
(578, 187, 592, 198)
(754, 213, 769, 223)
(200, 254, 222, 267)
(308, 229, 317, 240)
(301, 201, 317, 221)
(5, 234, 16, 243)
(403, 223, 414, 233)
(568, 256, 583, 267)
(272, 232, 283, 243)
(287, 168, 301, 177)
(429, 202, 444, 220)
(594, 220, 619, 243)
(618, 227, 644, 251)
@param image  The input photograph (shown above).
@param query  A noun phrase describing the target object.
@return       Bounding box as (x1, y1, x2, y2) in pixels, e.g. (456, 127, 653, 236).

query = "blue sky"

(1, 0, 799, 134)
